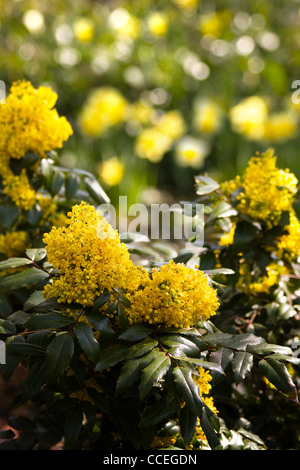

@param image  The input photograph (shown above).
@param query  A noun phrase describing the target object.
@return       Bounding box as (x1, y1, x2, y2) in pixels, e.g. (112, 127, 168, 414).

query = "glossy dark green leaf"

(172, 365, 203, 417)
(0, 267, 49, 292)
(127, 337, 158, 360)
(232, 220, 259, 253)
(92, 291, 111, 311)
(119, 324, 152, 342)
(45, 333, 74, 383)
(199, 407, 221, 450)
(160, 335, 202, 357)
(174, 356, 225, 376)
(22, 152, 40, 168)
(84, 176, 110, 204)
(65, 173, 80, 200)
(139, 350, 171, 400)
(95, 343, 130, 372)
(87, 387, 110, 414)
(24, 312, 73, 330)
(0, 257, 32, 273)
(25, 248, 47, 262)
(116, 357, 143, 395)
(247, 342, 292, 356)
(0, 203, 19, 230)
(6, 340, 45, 357)
(179, 404, 197, 445)
(231, 351, 253, 383)
(74, 322, 100, 363)
(86, 312, 115, 340)
(140, 395, 179, 427)
(50, 169, 65, 196)
(0, 319, 16, 335)
(258, 358, 298, 400)
(23, 361, 46, 400)
(139, 351, 171, 400)
(64, 405, 83, 449)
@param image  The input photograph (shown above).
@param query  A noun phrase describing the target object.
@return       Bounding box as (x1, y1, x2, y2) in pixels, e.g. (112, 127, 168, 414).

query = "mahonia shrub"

(186, 148, 300, 449)
(0, 84, 299, 450)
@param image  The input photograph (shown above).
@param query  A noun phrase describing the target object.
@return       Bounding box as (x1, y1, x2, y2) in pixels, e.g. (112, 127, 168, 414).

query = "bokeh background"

(1, 0, 300, 208)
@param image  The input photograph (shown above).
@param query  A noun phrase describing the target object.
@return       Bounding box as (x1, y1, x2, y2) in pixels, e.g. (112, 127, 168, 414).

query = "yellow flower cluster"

(0, 230, 28, 258)
(0, 80, 72, 161)
(221, 149, 298, 226)
(124, 260, 219, 328)
(276, 211, 300, 262)
(2, 169, 37, 211)
(237, 262, 289, 295)
(42, 202, 219, 328)
(0, 81, 72, 212)
(43, 202, 146, 307)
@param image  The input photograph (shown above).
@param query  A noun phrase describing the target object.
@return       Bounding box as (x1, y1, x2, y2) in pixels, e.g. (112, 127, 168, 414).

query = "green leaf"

(172, 365, 203, 417)
(119, 324, 152, 342)
(0, 267, 49, 292)
(84, 176, 110, 204)
(87, 388, 110, 414)
(179, 404, 197, 445)
(86, 312, 115, 340)
(202, 268, 235, 275)
(64, 405, 83, 449)
(24, 312, 74, 330)
(6, 340, 45, 357)
(209, 348, 234, 382)
(95, 343, 130, 372)
(140, 395, 179, 427)
(0, 202, 19, 230)
(200, 407, 221, 450)
(74, 322, 100, 363)
(127, 337, 158, 360)
(247, 342, 292, 356)
(45, 333, 74, 383)
(22, 151, 40, 168)
(65, 173, 80, 200)
(116, 349, 162, 396)
(0, 319, 16, 335)
(23, 361, 46, 400)
(174, 356, 225, 376)
(50, 169, 65, 196)
(232, 220, 259, 253)
(160, 335, 202, 357)
(92, 291, 111, 311)
(203, 332, 264, 351)
(231, 351, 253, 383)
(139, 351, 171, 400)
(116, 357, 144, 395)
(25, 248, 47, 262)
(7, 310, 28, 325)
(195, 175, 220, 195)
(0, 257, 32, 273)
(23, 290, 45, 311)
(206, 201, 237, 223)
(258, 358, 298, 401)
